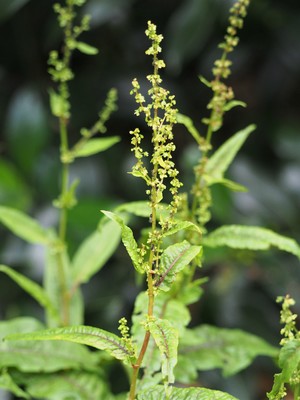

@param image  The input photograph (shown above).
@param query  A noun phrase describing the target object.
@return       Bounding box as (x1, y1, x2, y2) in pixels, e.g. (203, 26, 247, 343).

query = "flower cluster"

(48, 1, 91, 120)
(81, 88, 118, 138)
(202, 0, 250, 133)
(192, 158, 212, 230)
(277, 295, 300, 345)
(130, 21, 182, 222)
(118, 317, 136, 360)
(192, 0, 250, 231)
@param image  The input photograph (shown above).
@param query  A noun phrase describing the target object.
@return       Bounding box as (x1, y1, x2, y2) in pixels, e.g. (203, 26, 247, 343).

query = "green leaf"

(204, 176, 248, 192)
(163, 220, 202, 238)
(175, 325, 278, 383)
(23, 372, 114, 400)
(204, 225, 300, 259)
(279, 339, 300, 381)
(6, 325, 136, 365)
(0, 265, 59, 323)
(176, 113, 203, 145)
(132, 292, 190, 381)
(76, 41, 99, 55)
(138, 385, 238, 399)
(72, 217, 121, 285)
(0, 205, 50, 244)
(206, 124, 256, 179)
(177, 277, 207, 305)
(0, 159, 31, 209)
(0, 317, 97, 373)
(148, 318, 178, 384)
(116, 201, 152, 218)
(0, 370, 30, 399)
(223, 100, 247, 112)
(116, 201, 169, 220)
(75, 137, 120, 158)
(199, 75, 211, 88)
(267, 339, 300, 399)
(155, 241, 202, 292)
(101, 210, 144, 274)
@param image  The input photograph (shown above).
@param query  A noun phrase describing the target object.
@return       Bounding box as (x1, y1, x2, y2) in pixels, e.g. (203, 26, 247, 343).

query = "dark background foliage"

(0, 0, 300, 398)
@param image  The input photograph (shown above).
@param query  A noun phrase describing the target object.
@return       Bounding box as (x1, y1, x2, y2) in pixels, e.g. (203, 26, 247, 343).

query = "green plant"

(267, 296, 300, 400)
(0, 0, 300, 399)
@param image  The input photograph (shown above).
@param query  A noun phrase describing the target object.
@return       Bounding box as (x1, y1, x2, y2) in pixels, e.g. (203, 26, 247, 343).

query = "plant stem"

(190, 50, 228, 228)
(128, 265, 155, 399)
(57, 117, 70, 326)
(58, 119, 69, 241)
(129, 61, 160, 395)
(294, 385, 300, 400)
(54, 0, 75, 326)
(128, 211, 156, 399)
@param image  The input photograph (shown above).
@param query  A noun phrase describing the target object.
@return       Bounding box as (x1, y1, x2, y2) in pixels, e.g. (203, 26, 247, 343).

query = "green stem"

(58, 163, 68, 241)
(128, 269, 155, 399)
(191, 49, 229, 228)
(129, 55, 160, 395)
(55, 250, 70, 326)
(54, 0, 75, 326)
(57, 117, 70, 326)
(294, 384, 300, 400)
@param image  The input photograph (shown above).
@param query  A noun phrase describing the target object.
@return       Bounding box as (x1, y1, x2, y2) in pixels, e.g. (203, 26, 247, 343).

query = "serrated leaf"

(116, 201, 170, 220)
(0, 205, 50, 244)
(23, 371, 114, 400)
(101, 210, 144, 273)
(163, 220, 202, 238)
(155, 241, 202, 292)
(76, 41, 99, 55)
(204, 176, 248, 192)
(206, 124, 256, 179)
(6, 325, 135, 365)
(72, 218, 121, 286)
(132, 292, 190, 382)
(138, 385, 238, 399)
(267, 339, 300, 399)
(175, 325, 278, 383)
(75, 137, 120, 157)
(148, 318, 178, 384)
(0, 317, 97, 373)
(0, 371, 30, 399)
(176, 113, 202, 145)
(0, 265, 59, 323)
(116, 201, 151, 217)
(204, 225, 300, 259)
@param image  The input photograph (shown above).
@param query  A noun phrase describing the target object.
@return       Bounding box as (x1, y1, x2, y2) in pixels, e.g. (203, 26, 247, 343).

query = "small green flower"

(277, 295, 300, 345)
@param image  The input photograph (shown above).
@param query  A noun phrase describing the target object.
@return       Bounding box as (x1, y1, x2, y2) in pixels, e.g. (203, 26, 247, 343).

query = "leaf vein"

(154, 248, 188, 288)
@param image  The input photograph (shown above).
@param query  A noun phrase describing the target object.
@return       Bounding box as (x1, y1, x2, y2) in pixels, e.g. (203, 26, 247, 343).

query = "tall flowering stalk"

(191, 0, 250, 231)
(128, 21, 183, 399)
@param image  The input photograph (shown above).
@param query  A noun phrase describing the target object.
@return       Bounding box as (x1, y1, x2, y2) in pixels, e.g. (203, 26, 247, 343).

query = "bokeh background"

(0, 0, 300, 398)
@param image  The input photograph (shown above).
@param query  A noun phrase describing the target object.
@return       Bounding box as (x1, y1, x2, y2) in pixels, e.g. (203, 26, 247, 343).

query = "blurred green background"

(0, 0, 300, 398)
